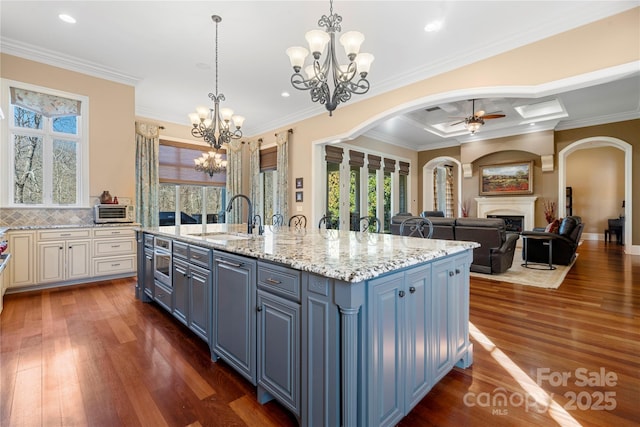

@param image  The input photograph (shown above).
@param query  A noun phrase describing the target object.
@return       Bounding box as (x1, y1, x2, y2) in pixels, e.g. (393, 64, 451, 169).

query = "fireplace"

(488, 215, 524, 232)
(475, 196, 538, 232)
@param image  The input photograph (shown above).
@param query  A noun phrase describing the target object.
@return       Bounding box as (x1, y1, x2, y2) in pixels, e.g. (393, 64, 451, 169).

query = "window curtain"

(225, 139, 243, 224)
(135, 122, 160, 227)
(275, 130, 291, 220)
(249, 139, 261, 223)
(445, 165, 454, 217)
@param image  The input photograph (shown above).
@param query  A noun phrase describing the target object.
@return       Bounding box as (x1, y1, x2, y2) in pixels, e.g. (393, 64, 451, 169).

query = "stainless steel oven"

(153, 236, 172, 287)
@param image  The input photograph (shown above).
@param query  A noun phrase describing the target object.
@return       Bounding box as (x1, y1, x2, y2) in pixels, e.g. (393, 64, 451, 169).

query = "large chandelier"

(189, 15, 244, 150)
(286, 0, 374, 116)
(194, 149, 227, 176)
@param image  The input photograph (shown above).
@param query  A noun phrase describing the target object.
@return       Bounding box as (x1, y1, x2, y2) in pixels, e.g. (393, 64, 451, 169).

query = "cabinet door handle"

(455, 268, 461, 275)
(409, 286, 416, 294)
(215, 258, 243, 268)
(59, 246, 63, 250)
(449, 271, 454, 277)
(266, 278, 281, 285)
(111, 245, 121, 248)
(256, 306, 263, 312)
(399, 290, 405, 298)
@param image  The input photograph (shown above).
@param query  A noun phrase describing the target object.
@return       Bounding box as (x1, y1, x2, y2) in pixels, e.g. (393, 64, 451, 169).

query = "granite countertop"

(6, 223, 140, 231)
(141, 224, 479, 283)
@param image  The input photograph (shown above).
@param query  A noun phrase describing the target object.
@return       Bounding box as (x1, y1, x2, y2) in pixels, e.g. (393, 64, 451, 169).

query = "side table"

(521, 235, 556, 270)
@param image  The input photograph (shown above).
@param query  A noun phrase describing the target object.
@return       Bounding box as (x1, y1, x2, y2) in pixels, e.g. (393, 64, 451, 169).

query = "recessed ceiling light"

(281, 91, 290, 98)
(530, 122, 536, 126)
(424, 20, 443, 32)
(58, 14, 76, 24)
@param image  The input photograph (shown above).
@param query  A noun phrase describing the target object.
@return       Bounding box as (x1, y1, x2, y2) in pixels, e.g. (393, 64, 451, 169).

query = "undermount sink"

(189, 232, 252, 241)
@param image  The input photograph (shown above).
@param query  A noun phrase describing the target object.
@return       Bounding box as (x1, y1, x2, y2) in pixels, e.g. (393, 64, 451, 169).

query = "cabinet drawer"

(38, 229, 90, 240)
(144, 233, 154, 248)
(93, 238, 136, 256)
(189, 245, 210, 268)
(154, 281, 172, 311)
(257, 262, 301, 302)
(93, 228, 135, 238)
(173, 241, 189, 259)
(93, 254, 136, 276)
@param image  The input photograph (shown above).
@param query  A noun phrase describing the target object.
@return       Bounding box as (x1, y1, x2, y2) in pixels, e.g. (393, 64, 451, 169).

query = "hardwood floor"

(1, 240, 638, 426)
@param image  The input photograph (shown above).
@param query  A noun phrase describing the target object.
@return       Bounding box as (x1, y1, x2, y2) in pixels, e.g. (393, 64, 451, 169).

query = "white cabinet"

(92, 227, 137, 276)
(7, 230, 36, 289)
(6, 226, 136, 292)
(37, 229, 91, 283)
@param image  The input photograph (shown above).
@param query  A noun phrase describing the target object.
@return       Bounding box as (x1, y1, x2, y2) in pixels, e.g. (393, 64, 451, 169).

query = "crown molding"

(1, 37, 140, 87)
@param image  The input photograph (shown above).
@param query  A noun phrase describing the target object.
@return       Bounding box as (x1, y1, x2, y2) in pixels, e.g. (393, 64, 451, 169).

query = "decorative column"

(334, 280, 365, 427)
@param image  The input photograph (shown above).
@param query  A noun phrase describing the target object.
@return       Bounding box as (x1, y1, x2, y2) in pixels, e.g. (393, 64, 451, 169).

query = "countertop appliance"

(93, 204, 135, 223)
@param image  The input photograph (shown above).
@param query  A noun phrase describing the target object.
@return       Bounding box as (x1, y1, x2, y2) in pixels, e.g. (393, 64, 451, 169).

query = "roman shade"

(159, 140, 226, 186)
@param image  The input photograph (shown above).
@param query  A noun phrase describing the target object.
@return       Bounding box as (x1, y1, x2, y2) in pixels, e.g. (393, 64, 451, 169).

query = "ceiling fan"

(450, 99, 506, 134)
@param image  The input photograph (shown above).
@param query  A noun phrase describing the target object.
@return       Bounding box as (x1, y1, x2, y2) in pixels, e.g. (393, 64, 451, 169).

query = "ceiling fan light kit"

(450, 99, 505, 134)
(286, 0, 374, 116)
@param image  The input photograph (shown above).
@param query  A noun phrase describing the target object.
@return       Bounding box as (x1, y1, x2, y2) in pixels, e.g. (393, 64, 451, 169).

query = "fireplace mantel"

(475, 196, 538, 231)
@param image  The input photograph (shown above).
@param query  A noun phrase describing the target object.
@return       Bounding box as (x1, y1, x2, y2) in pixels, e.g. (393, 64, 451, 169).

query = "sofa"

(390, 216, 520, 274)
(520, 216, 584, 265)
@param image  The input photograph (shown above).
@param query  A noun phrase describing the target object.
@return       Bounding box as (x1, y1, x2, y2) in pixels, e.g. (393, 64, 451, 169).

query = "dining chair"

(288, 214, 307, 229)
(318, 215, 339, 230)
(399, 216, 434, 238)
(272, 213, 284, 226)
(358, 216, 381, 233)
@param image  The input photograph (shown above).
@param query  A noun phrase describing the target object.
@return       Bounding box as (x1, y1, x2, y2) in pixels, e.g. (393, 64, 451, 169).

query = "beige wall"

(2, 8, 638, 245)
(1, 54, 136, 204)
(246, 7, 639, 242)
(556, 120, 640, 244)
(566, 147, 625, 235)
(418, 119, 639, 242)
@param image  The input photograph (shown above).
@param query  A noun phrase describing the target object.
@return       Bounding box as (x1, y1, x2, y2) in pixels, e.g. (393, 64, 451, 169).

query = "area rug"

(469, 255, 578, 289)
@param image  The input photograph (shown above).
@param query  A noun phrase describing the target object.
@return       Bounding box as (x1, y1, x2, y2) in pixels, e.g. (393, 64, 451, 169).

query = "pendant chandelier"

(194, 149, 227, 176)
(189, 15, 244, 150)
(286, 0, 374, 116)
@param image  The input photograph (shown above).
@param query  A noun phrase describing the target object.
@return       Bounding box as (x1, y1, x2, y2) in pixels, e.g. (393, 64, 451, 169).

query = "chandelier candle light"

(194, 149, 228, 177)
(286, 0, 374, 116)
(189, 15, 244, 151)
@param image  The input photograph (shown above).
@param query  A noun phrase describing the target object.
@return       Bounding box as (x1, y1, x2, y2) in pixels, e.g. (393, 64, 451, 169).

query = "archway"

(423, 157, 463, 217)
(558, 137, 633, 253)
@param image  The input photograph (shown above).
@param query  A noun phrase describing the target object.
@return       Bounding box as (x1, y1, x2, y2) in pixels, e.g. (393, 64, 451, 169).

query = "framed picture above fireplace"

(479, 161, 533, 196)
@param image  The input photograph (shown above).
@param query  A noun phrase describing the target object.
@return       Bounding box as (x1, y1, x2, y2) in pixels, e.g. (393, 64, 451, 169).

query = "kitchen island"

(137, 223, 478, 427)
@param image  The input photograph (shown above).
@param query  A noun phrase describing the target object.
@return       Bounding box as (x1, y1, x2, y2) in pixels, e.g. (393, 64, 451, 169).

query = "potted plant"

(543, 200, 557, 224)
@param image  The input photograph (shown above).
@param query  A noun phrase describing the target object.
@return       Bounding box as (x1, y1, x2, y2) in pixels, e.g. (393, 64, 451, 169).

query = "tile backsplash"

(0, 208, 94, 227)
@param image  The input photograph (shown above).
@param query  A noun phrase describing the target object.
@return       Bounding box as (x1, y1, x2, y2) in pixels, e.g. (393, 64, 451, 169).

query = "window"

(158, 140, 226, 225)
(259, 146, 278, 221)
(322, 145, 409, 232)
(3, 81, 88, 207)
(325, 145, 343, 222)
(398, 161, 409, 214)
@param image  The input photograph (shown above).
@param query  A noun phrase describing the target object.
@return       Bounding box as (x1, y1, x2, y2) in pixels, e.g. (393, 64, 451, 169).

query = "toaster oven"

(93, 204, 135, 223)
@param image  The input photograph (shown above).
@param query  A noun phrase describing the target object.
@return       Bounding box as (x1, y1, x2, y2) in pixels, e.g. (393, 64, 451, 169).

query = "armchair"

(455, 218, 520, 274)
(521, 216, 584, 265)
